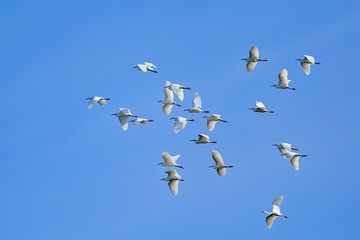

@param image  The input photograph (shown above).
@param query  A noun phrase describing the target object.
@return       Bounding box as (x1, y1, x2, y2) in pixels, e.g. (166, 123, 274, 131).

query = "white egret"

(158, 152, 184, 169)
(296, 55, 320, 75)
(272, 143, 299, 158)
(133, 62, 158, 73)
(190, 134, 217, 144)
(249, 101, 274, 113)
(271, 69, 296, 90)
(161, 170, 184, 196)
(209, 150, 233, 176)
(169, 116, 195, 134)
(111, 108, 138, 131)
(203, 114, 227, 131)
(184, 92, 210, 113)
(282, 151, 307, 171)
(157, 81, 182, 116)
(165, 83, 191, 101)
(261, 195, 288, 229)
(241, 46, 268, 72)
(86, 96, 110, 109)
(129, 118, 154, 126)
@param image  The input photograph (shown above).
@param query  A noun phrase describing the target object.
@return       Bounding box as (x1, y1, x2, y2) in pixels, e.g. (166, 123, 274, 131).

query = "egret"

(165, 83, 191, 101)
(86, 96, 110, 109)
(133, 62, 158, 73)
(261, 195, 288, 229)
(296, 55, 320, 75)
(282, 151, 307, 171)
(129, 118, 154, 126)
(209, 150, 233, 176)
(190, 134, 217, 144)
(111, 108, 138, 131)
(170, 116, 195, 134)
(272, 143, 299, 158)
(241, 46, 268, 72)
(161, 170, 184, 196)
(249, 101, 274, 113)
(158, 152, 184, 169)
(184, 92, 210, 113)
(157, 81, 182, 116)
(271, 69, 296, 90)
(203, 114, 227, 131)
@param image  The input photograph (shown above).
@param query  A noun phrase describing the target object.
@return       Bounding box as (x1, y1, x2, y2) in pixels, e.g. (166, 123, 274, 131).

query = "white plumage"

(209, 150, 234, 176)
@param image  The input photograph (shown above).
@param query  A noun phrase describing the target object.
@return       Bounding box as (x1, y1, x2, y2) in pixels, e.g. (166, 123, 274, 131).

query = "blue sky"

(1, 0, 360, 239)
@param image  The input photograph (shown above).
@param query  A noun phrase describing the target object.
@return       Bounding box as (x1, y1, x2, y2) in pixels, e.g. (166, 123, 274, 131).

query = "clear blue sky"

(1, 1, 360, 239)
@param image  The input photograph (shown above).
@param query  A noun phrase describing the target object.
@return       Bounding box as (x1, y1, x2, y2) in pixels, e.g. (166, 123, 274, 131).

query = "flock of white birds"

(86, 46, 320, 229)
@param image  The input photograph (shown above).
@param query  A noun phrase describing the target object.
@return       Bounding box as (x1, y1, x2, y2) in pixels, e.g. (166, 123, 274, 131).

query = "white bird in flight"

(271, 69, 296, 90)
(86, 96, 110, 109)
(111, 108, 138, 131)
(190, 134, 217, 144)
(157, 80, 182, 116)
(184, 92, 210, 113)
(261, 195, 288, 229)
(169, 116, 195, 134)
(161, 169, 184, 196)
(296, 55, 320, 75)
(129, 117, 154, 126)
(209, 150, 234, 176)
(249, 101, 274, 113)
(203, 114, 228, 131)
(165, 83, 191, 101)
(241, 46, 268, 72)
(133, 62, 158, 73)
(158, 152, 184, 169)
(282, 151, 308, 171)
(272, 143, 299, 158)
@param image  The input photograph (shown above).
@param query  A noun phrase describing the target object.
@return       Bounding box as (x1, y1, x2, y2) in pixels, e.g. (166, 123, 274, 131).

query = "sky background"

(1, 0, 360, 239)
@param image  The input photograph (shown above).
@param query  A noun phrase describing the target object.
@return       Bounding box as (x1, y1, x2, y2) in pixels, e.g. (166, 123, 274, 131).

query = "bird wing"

(301, 62, 311, 75)
(172, 155, 181, 163)
(278, 69, 288, 86)
(266, 214, 278, 229)
(162, 152, 174, 164)
(87, 99, 96, 109)
(284, 151, 296, 162)
(198, 134, 209, 142)
(119, 108, 131, 115)
(272, 195, 284, 214)
(144, 62, 156, 68)
(174, 117, 187, 133)
(166, 169, 177, 177)
(168, 180, 179, 196)
(256, 101, 265, 108)
(246, 61, 258, 72)
(163, 104, 173, 116)
(164, 81, 174, 101)
(280, 143, 292, 152)
(119, 116, 130, 130)
(170, 84, 184, 101)
(290, 155, 300, 171)
(249, 46, 259, 58)
(137, 64, 148, 72)
(131, 118, 141, 125)
(217, 167, 226, 177)
(304, 55, 315, 64)
(207, 119, 217, 131)
(193, 92, 202, 108)
(212, 150, 225, 166)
